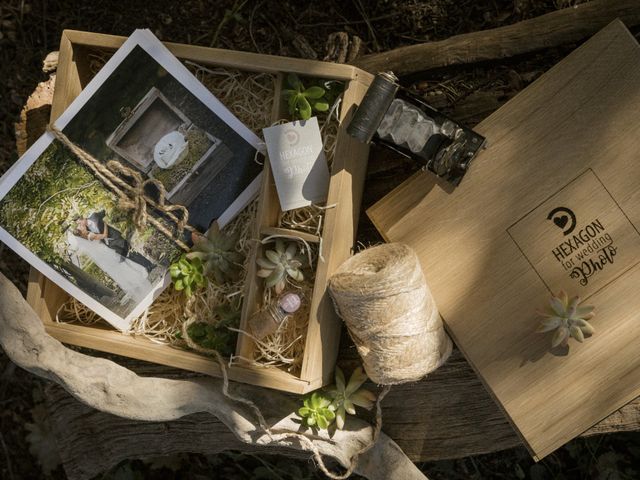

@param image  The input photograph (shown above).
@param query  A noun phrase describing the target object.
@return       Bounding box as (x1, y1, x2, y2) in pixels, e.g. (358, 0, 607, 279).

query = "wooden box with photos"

(16, 30, 373, 394)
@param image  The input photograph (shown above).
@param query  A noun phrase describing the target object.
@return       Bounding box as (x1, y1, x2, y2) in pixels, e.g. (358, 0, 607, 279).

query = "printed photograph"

(61, 42, 262, 231)
(0, 31, 263, 325)
(0, 140, 179, 317)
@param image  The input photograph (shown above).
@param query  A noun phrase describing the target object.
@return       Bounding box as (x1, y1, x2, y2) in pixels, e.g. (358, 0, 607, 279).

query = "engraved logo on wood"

(508, 170, 640, 298)
(547, 207, 576, 235)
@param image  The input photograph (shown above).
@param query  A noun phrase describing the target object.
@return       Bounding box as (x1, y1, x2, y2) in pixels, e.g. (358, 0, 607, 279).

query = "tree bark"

(355, 0, 640, 75)
(15, 75, 56, 158)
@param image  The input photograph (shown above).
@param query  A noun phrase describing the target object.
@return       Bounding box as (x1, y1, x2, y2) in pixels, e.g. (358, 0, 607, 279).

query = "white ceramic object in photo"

(153, 130, 189, 169)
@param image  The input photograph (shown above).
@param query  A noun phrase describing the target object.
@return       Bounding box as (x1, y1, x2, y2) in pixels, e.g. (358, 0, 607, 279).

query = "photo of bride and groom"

(67, 210, 157, 305)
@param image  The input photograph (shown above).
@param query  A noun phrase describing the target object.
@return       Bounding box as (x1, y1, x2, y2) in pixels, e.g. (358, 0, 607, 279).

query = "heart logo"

(553, 215, 568, 229)
(285, 129, 300, 146)
(547, 207, 576, 236)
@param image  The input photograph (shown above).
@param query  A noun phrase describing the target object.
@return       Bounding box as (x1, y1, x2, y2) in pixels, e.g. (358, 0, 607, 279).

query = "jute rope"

(48, 125, 194, 250)
(329, 243, 452, 385)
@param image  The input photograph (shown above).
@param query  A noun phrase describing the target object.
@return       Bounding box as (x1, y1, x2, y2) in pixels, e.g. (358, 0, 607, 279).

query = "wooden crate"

(26, 30, 372, 394)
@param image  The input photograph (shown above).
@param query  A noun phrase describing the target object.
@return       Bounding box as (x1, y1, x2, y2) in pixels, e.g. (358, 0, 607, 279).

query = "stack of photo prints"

(0, 30, 264, 331)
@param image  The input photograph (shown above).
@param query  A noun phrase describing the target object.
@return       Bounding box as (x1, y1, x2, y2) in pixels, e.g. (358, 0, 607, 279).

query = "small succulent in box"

(327, 366, 376, 430)
(186, 305, 240, 357)
(298, 391, 336, 429)
(257, 239, 305, 294)
(186, 322, 234, 357)
(537, 290, 595, 347)
(283, 73, 342, 120)
(169, 254, 206, 297)
(187, 224, 244, 285)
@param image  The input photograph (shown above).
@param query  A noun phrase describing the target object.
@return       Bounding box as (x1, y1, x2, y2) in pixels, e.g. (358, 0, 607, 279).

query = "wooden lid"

(368, 20, 640, 460)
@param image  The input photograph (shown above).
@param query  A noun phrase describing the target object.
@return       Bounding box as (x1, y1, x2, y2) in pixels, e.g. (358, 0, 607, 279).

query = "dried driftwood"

(0, 272, 425, 480)
(355, 0, 640, 75)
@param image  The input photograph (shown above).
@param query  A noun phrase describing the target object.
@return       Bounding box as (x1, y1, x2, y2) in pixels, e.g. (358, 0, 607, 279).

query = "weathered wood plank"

(44, 386, 303, 480)
(355, 0, 640, 75)
(43, 344, 640, 479)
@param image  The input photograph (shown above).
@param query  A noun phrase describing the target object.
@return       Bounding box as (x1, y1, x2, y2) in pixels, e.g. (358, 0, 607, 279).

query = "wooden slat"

(26, 31, 80, 323)
(26, 267, 46, 320)
(300, 78, 371, 384)
(236, 71, 284, 363)
(50, 31, 84, 121)
(43, 321, 316, 393)
(64, 30, 373, 82)
(368, 20, 640, 459)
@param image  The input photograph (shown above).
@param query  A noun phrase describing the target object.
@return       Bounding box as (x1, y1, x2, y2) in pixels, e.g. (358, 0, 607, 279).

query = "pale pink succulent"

(537, 291, 595, 348)
(327, 366, 376, 430)
(256, 239, 305, 294)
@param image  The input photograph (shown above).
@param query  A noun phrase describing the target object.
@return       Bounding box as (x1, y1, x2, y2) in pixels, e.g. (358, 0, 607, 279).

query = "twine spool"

(328, 243, 452, 385)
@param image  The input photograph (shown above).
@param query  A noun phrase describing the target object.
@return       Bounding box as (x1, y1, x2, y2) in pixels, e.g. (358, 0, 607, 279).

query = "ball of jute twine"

(329, 243, 452, 385)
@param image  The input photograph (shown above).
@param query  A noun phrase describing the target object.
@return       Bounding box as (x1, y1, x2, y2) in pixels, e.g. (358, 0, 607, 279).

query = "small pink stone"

(279, 293, 301, 313)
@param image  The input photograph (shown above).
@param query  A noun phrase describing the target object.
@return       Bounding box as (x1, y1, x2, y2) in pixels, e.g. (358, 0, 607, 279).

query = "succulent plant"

(256, 239, 305, 294)
(282, 74, 342, 120)
(327, 366, 376, 430)
(537, 290, 595, 347)
(283, 73, 327, 120)
(186, 322, 234, 356)
(298, 392, 336, 429)
(169, 254, 207, 297)
(187, 224, 244, 285)
(185, 305, 240, 357)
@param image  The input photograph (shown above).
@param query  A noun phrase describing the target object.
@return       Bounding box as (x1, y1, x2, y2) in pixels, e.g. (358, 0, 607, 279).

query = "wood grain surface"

(368, 20, 640, 460)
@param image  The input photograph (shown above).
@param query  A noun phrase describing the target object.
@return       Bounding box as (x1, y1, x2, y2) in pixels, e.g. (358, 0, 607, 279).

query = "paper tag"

(263, 117, 330, 211)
